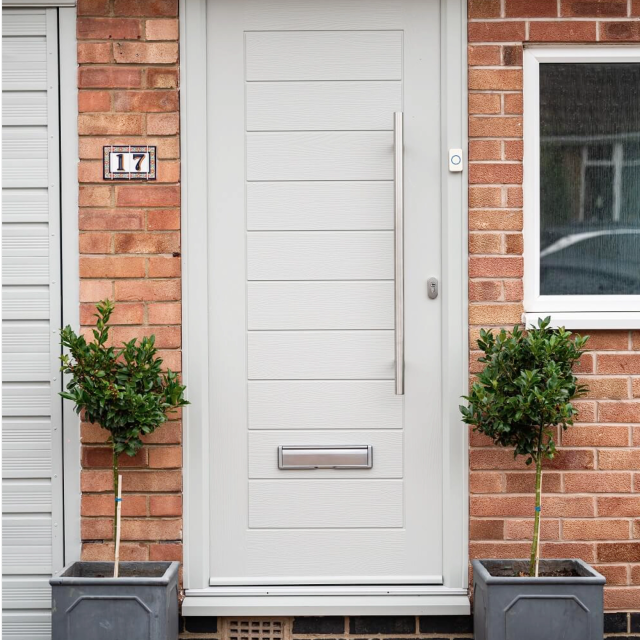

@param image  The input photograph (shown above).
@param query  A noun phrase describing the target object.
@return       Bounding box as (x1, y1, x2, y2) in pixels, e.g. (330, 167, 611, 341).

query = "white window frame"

(523, 46, 640, 330)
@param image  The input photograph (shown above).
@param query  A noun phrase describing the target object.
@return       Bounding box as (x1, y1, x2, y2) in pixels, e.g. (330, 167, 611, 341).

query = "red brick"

(121, 519, 181, 541)
(109, 326, 180, 348)
(147, 113, 179, 135)
(77, 0, 110, 15)
(505, 472, 562, 493)
(82, 494, 147, 517)
(469, 0, 501, 18)
(503, 280, 523, 301)
(504, 519, 560, 540)
(468, 21, 527, 42)
(632, 565, 640, 584)
(154, 161, 181, 184)
(563, 426, 629, 447)
(469, 233, 502, 254)
(80, 209, 145, 231)
(598, 496, 640, 517)
(121, 470, 181, 492)
(562, 0, 628, 16)
(469, 303, 523, 325)
(82, 542, 148, 561)
(604, 587, 640, 609)
(470, 519, 504, 540)
(469, 187, 502, 208)
(148, 257, 181, 278)
(77, 42, 112, 64)
(156, 350, 181, 372)
(470, 163, 523, 185)
(77, 18, 142, 40)
(79, 232, 112, 254)
(470, 116, 523, 138)
(114, 232, 180, 254)
(578, 377, 629, 400)
(506, 0, 558, 16)
(599, 450, 640, 470)
(141, 422, 181, 444)
(593, 564, 628, 586)
(471, 495, 594, 517)
(470, 471, 503, 493)
(506, 186, 523, 207)
(79, 114, 144, 136)
(115, 279, 181, 301)
(469, 140, 502, 161)
(588, 330, 630, 350)
(541, 542, 596, 562)
(598, 354, 640, 374)
(470, 280, 502, 302)
(598, 542, 640, 563)
(145, 19, 179, 41)
(78, 91, 111, 113)
(504, 93, 523, 115)
(80, 257, 145, 278)
(469, 257, 523, 278)
(148, 303, 181, 325)
(528, 21, 597, 41)
(116, 185, 180, 207)
(149, 542, 182, 561)
(149, 495, 182, 516)
(79, 136, 180, 160)
(502, 45, 523, 66)
(599, 402, 640, 423)
(114, 0, 178, 17)
(543, 449, 595, 471)
(78, 162, 106, 184)
(505, 233, 523, 254)
(113, 91, 178, 113)
(470, 542, 531, 558)
(147, 209, 180, 231)
(114, 42, 178, 65)
(146, 68, 179, 89)
(469, 209, 523, 231)
(79, 186, 112, 207)
(468, 45, 501, 66)
(83, 447, 147, 469)
(81, 302, 144, 325)
(468, 69, 523, 90)
(80, 280, 113, 303)
(82, 518, 112, 540)
(573, 400, 597, 422)
(504, 140, 523, 160)
(634, 379, 640, 399)
(564, 519, 630, 541)
(469, 94, 502, 116)
(79, 67, 143, 89)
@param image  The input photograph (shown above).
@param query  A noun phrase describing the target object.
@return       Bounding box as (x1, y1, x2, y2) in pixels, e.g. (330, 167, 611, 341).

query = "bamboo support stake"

(114, 474, 123, 578)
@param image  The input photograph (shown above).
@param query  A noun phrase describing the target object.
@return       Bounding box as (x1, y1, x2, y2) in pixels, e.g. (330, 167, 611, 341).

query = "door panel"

(207, 0, 442, 586)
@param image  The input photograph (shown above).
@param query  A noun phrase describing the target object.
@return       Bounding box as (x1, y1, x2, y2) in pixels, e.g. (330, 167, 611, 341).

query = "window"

(524, 48, 640, 327)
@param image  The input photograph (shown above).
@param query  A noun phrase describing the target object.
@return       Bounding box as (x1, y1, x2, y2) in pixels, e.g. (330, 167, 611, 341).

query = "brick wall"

(468, 0, 640, 611)
(76, 0, 182, 566)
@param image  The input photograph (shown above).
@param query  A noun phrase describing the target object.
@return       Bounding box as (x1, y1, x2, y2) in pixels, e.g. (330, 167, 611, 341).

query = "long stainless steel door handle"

(394, 112, 404, 396)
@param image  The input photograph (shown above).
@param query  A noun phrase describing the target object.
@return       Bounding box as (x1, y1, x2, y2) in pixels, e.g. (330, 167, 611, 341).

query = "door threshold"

(182, 587, 470, 616)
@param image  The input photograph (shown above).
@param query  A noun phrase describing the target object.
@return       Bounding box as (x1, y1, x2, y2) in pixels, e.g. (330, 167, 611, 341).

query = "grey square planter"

(50, 561, 179, 640)
(472, 559, 605, 640)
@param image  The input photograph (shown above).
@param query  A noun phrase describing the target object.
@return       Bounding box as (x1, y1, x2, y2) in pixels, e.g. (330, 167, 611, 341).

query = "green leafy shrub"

(60, 300, 188, 543)
(460, 318, 588, 576)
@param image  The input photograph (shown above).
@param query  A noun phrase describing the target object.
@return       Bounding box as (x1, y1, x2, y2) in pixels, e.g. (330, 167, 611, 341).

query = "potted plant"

(50, 300, 188, 640)
(460, 318, 605, 640)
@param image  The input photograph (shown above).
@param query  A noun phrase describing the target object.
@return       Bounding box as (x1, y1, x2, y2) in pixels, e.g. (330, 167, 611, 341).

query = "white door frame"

(1, 0, 81, 568)
(180, 0, 469, 614)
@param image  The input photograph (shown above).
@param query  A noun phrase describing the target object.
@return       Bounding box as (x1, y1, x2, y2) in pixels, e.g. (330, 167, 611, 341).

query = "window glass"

(539, 63, 640, 295)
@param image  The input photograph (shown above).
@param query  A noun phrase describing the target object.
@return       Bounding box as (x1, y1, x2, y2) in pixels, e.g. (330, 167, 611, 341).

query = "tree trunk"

(112, 446, 119, 543)
(529, 454, 543, 577)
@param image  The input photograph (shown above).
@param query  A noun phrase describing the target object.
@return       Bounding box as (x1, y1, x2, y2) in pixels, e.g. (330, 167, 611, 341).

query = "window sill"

(523, 312, 640, 330)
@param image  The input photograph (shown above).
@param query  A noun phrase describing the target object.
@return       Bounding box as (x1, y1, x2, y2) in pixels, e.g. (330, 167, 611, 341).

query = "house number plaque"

(103, 145, 156, 180)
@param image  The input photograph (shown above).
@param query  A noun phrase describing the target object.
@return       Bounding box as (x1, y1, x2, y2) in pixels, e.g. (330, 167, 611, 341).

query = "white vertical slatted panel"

(2, 8, 62, 640)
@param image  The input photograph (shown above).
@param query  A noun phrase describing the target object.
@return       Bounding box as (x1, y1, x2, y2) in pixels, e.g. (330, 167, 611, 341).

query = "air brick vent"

(228, 619, 286, 640)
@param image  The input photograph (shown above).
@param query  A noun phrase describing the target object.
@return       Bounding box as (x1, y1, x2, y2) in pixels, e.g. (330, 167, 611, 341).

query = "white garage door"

(2, 8, 63, 639)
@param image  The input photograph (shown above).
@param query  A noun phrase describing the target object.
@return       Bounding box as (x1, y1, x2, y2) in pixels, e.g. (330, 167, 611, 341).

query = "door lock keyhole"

(427, 277, 439, 300)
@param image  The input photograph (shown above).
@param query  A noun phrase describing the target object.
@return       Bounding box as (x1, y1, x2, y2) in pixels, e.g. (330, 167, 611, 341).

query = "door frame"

(180, 0, 469, 614)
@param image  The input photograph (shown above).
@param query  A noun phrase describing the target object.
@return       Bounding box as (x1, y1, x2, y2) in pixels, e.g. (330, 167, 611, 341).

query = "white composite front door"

(207, 0, 443, 587)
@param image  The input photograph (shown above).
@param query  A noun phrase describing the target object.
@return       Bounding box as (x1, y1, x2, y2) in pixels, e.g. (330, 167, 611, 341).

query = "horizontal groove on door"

(244, 0, 403, 30)
(2, 481, 52, 513)
(2, 577, 51, 609)
(247, 231, 393, 280)
(245, 31, 402, 81)
(1, 189, 49, 223)
(246, 81, 401, 131)
(248, 281, 394, 329)
(248, 380, 403, 430)
(2, 286, 49, 320)
(249, 430, 402, 478)
(248, 331, 394, 380)
(247, 181, 393, 230)
(249, 480, 403, 528)
(247, 131, 393, 181)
